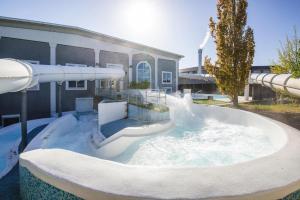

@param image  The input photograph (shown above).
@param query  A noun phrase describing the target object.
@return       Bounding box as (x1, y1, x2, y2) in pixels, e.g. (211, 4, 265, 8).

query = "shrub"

(271, 27, 300, 78)
(129, 81, 150, 89)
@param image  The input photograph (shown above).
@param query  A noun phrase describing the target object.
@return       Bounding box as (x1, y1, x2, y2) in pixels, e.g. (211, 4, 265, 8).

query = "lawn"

(193, 99, 229, 105)
(234, 102, 300, 130)
(237, 102, 300, 113)
(194, 99, 300, 129)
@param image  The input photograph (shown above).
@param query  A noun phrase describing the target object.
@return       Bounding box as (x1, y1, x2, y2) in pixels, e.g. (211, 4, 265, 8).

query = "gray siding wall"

(99, 50, 129, 89)
(0, 37, 51, 124)
(56, 44, 95, 112)
(132, 53, 155, 89)
(157, 58, 176, 92)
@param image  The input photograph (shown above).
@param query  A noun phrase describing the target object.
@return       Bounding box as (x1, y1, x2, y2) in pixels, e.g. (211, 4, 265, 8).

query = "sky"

(0, 0, 299, 68)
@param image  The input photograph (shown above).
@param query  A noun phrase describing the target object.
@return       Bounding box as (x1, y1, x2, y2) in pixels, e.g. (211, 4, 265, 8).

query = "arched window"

(136, 61, 151, 83)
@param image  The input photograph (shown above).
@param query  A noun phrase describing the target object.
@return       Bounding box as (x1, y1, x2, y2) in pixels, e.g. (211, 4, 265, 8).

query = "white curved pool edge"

(24, 114, 78, 152)
(24, 113, 174, 159)
(19, 107, 300, 199)
(20, 120, 300, 200)
(0, 117, 55, 179)
(96, 120, 174, 159)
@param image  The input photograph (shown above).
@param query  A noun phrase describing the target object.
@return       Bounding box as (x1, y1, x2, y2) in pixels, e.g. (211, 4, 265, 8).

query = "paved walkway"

(0, 125, 47, 200)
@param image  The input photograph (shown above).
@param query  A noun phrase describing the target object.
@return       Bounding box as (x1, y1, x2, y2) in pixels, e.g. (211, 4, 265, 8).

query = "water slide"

(251, 73, 300, 97)
(179, 73, 214, 80)
(179, 72, 300, 98)
(0, 58, 125, 94)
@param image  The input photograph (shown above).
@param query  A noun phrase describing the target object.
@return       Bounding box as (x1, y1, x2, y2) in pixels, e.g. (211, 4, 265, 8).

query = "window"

(1, 114, 20, 127)
(65, 63, 87, 90)
(22, 60, 40, 91)
(162, 71, 172, 84)
(163, 87, 172, 94)
(136, 61, 151, 84)
(106, 64, 124, 90)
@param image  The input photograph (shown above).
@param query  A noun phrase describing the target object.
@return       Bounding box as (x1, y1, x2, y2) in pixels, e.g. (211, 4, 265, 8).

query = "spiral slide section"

(251, 73, 300, 97)
(0, 58, 125, 94)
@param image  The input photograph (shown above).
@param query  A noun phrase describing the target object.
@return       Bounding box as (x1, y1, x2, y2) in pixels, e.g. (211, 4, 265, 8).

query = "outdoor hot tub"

(19, 103, 300, 200)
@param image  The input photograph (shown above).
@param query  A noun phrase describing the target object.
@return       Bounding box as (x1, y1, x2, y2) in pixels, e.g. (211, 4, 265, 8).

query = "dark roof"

(251, 66, 271, 70)
(0, 16, 184, 59)
(179, 66, 199, 72)
(180, 65, 271, 72)
(179, 77, 215, 84)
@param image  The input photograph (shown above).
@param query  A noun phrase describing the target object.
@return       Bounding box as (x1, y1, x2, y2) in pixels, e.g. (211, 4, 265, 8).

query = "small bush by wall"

(129, 81, 150, 89)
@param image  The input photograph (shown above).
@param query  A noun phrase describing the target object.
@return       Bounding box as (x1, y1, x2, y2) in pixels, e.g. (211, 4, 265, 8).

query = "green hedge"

(129, 81, 150, 89)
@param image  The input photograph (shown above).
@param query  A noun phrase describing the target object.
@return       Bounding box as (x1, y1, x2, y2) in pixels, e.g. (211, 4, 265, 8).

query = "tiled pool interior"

(20, 167, 82, 200)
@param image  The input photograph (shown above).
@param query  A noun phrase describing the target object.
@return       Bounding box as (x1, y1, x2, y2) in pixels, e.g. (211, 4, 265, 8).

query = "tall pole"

(50, 43, 57, 116)
(20, 89, 27, 152)
(198, 49, 203, 74)
(57, 82, 62, 117)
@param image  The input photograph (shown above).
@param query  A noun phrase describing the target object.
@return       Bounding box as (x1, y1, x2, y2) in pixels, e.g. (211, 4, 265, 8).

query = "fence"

(96, 88, 169, 123)
(96, 88, 167, 106)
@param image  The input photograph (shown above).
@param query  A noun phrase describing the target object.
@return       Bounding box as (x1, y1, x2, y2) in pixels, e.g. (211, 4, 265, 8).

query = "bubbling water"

(111, 94, 277, 167)
(113, 119, 274, 167)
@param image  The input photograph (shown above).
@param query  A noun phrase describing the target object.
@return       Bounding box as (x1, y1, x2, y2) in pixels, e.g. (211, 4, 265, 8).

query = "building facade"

(179, 66, 216, 93)
(0, 17, 183, 126)
(178, 65, 272, 95)
(179, 66, 208, 75)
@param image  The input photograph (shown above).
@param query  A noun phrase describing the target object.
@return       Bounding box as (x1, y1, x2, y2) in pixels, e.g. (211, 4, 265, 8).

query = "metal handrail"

(96, 88, 167, 106)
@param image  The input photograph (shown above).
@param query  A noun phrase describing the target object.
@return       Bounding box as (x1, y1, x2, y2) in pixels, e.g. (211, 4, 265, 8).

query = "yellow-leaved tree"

(205, 0, 255, 106)
(271, 28, 300, 77)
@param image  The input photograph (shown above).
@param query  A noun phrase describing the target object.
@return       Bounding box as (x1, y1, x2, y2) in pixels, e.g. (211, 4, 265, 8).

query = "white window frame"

(22, 60, 40, 91)
(162, 71, 172, 84)
(136, 61, 151, 85)
(65, 63, 88, 91)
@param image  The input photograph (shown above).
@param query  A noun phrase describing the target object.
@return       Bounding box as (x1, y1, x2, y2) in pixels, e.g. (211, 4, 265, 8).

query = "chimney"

(198, 48, 202, 74)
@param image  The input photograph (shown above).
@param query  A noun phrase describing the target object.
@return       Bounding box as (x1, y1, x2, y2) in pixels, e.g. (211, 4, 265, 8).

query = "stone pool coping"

(19, 115, 300, 200)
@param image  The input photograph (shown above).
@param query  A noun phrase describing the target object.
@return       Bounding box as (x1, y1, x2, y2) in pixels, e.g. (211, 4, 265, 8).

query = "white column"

(128, 53, 133, 83)
(244, 73, 251, 101)
(176, 60, 179, 91)
(94, 48, 100, 95)
(49, 43, 57, 116)
(155, 56, 158, 89)
(244, 85, 250, 101)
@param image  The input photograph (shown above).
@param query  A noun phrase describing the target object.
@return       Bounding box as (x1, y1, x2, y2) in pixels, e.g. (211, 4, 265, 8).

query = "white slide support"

(250, 73, 300, 97)
(0, 58, 125, 94)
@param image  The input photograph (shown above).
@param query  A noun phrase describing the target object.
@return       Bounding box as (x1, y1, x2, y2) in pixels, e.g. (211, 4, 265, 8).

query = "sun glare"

(123, 0, 160, 34)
